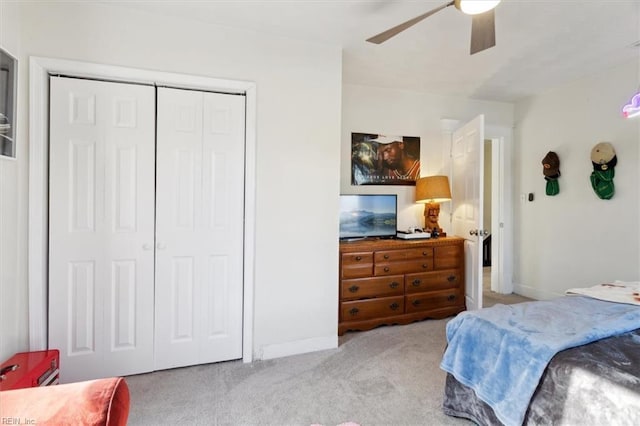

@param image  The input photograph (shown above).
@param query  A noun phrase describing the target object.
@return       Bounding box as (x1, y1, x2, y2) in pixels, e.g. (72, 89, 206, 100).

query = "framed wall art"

(1, 47, 17, 158)
(351, 132, 421, 185)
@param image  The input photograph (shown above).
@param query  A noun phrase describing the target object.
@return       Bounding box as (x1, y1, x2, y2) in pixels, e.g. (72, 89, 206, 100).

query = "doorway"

(47, 77, 246, 382)
(443, 118, 514, 310)
(28, 57, 257, 366)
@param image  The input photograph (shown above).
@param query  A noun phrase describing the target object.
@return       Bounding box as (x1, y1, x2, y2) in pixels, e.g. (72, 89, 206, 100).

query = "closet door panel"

(200, 92, 245, 361)
(155, 88, 244, 370)
(155, 88, 203, 369)
(49, 77, 156, 382)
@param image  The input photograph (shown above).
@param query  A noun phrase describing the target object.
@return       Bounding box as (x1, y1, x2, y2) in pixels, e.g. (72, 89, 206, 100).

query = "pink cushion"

(0, 377, 129, 426)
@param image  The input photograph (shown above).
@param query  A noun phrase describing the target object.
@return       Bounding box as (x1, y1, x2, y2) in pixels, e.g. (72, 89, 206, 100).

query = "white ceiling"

(96, 0, 640, 102)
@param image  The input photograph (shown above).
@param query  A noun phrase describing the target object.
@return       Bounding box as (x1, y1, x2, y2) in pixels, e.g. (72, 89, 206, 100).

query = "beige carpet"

(483, 267, 533, 308)
(125, 271, 533, 425)
(126, 319, 471, 425)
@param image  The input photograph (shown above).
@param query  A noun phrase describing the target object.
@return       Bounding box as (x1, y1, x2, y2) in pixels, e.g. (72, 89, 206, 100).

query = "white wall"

(2, 2, 341, 361)
(513, 60, 640, 299)
(0, 1, 28, 362)
(341, 84, 514, 233)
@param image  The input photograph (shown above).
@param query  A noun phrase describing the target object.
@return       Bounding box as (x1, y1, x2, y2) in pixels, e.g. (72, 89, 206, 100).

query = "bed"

(440, 281, 640, 426)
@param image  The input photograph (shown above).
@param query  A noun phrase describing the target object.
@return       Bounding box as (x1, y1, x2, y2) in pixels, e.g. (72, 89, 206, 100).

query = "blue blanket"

(440, 296, 640, 426)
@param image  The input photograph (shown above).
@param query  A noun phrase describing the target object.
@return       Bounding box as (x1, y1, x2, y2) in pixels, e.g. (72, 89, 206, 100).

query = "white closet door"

(155, 87, 245, 370)
(49, 77, 156, 382)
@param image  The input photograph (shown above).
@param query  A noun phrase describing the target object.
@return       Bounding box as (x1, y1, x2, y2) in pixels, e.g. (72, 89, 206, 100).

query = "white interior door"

(451, 115, 484, 311)
(49, 76, 156, 382)
(154, 87, 245, 370)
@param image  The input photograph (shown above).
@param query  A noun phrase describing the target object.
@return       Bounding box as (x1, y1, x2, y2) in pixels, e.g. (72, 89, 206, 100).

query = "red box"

(0, 350, 60, 390)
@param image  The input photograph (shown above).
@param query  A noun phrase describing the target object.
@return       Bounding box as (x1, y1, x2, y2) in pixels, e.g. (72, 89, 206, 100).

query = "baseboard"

(512, 282, 564, 300)
(259, 334, 338, 361)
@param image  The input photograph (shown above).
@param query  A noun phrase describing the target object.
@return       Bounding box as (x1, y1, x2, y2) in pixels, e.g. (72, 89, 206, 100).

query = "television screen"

(339, 194, 397, 240)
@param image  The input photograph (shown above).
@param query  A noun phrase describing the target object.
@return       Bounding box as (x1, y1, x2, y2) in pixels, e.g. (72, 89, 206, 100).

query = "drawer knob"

(422, 264, 429, 269)
(383, 254, 389, 259)
(412, 279, 421, 286)
(412, 299, 421, 306)
(384, 266, 390, 272)
(389, 281, 399, 289)
(348, 285, 359, 293)
(355, 256, 362, 261)
(422, 251, 428, 256)
(389, 302, 400, 311)
(349, 308, 360, 316)
(447, 275, 456, 282)
(447, 294, 456, 302)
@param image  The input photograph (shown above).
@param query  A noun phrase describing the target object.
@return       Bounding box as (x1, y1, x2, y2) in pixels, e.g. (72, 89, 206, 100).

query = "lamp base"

(423, 202, 446, 237)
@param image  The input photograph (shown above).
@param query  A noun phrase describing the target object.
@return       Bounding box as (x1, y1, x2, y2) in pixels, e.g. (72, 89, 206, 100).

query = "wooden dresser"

(339, 236, 465, 335)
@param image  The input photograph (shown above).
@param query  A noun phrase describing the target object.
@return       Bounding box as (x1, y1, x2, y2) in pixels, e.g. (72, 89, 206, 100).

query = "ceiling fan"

(367, 0, 502, 55)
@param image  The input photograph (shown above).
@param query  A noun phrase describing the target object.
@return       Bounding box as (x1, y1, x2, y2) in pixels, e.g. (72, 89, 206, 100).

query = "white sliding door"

(49, 76, 156, 382)
(154, 87, 245, 369)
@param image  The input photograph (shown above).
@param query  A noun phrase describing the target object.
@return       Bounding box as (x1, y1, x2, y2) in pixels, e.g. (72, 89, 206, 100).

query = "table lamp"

(415, 175, 451, 236)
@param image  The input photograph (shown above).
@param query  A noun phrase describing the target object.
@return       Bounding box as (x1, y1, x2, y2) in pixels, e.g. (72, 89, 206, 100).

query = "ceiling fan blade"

(367, 1, 454, 44)
(470, 9, 496, 55)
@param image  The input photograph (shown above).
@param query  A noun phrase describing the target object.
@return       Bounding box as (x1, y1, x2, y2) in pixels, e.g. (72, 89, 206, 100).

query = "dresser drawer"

(341, 252, 374, 279)
(405, 269, 463, 293)
(341, 275, 404, 300)
(375, 259, 433, 276)
(341, 296, 404, 321)
(342, 263, 373, 279)
(374, 248, 433, 263)
(405, 289, 463, 313)
(434, 244, 463, 270)
(341, 251, 373, 265)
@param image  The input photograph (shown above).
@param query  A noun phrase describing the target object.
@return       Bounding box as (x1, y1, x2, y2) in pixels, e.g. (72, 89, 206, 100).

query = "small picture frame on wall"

(1, 47, 17, 158)
(351, 132, 421, 186)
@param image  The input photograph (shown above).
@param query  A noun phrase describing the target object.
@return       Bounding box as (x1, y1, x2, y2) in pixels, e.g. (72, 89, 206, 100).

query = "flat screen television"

(339, 194, 397, 240)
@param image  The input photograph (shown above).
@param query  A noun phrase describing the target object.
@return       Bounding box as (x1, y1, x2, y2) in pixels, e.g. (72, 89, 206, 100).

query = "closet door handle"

(142, 244, 153, 251)
(157, 242, 167, 250)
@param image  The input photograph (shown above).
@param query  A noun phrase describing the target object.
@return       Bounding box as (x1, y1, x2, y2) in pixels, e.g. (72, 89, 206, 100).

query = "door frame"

(28, 56, 257, 362)
(440, 119, 513, 297)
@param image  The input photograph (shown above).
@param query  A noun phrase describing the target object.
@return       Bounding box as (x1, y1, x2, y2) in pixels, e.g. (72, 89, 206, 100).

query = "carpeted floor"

(126, 319, 471, 426)
(483, 266, 533, 308)
(126, 277, 532, 425)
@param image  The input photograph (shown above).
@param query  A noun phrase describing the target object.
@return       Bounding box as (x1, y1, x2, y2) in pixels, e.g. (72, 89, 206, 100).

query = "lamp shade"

(415, 176, 451, 203)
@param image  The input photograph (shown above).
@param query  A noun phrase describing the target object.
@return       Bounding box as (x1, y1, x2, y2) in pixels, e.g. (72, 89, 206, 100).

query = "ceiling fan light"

(456, 0, 501, 15)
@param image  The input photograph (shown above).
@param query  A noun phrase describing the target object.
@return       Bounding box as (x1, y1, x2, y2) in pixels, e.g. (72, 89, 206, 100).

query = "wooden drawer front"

(341, 252, 373, 279)
(405, 289, 463, 313)
(434, 245, 463, 270)
(341, 252, 373, 265)
(375, 259, 433, 276)
(341, 296, 404, 321)
(405, 269, 462, 294)
(374, 248, 433, 263)
(342, 263, 373, 279)
(341, 275, 404, 300)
